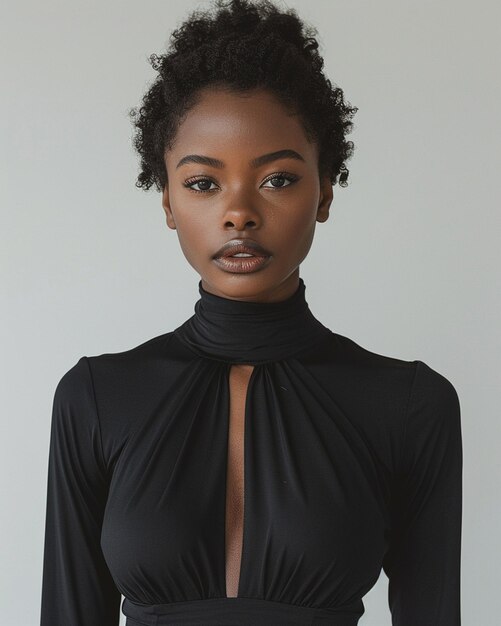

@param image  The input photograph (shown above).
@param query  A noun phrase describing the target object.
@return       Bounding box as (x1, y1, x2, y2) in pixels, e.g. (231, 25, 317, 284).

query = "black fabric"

(40, 277, 463, 626)
(175, 277, 332, 363)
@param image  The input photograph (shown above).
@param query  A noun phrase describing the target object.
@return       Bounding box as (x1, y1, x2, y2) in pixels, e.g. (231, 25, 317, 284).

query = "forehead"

(167, 87, 315, 161)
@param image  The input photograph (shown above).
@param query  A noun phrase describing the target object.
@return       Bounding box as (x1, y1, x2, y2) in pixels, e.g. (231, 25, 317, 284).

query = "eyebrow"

(175, 149, 305, 170)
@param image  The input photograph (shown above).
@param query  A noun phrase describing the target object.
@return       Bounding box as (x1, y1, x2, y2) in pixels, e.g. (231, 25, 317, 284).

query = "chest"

(100, 359, 389, 606)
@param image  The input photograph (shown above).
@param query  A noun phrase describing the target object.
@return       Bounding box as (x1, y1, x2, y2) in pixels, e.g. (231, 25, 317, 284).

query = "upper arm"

(40, 356, 121, 626)
(382, 360, 463, 625)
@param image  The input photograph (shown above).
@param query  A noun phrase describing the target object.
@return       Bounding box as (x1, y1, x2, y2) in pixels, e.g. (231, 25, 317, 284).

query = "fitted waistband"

(122, 596, 364, 626)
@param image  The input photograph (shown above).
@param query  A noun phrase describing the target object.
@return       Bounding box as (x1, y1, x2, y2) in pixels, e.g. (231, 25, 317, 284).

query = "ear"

(162, 183, 177, 230)
(316, 174, 333, 223)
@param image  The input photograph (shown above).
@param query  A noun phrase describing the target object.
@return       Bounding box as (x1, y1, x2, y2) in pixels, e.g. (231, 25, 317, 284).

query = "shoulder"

(323, 333, 460, 438)
(326, 332, 418, 398)
(408, 359, 460, 413)
(55, 330, 174, 386)
(80, 330, 178, 382)
(53, 330, 177, 412)
(404, 358, 461, 441)
(330, 332, 458, 400)
(393, 358, 462, 478)
(307, 333, 417, 451)
(50, 356, 102, 466)
(53, 355, 94, 414)
(86, 330, 176, 365)
(331, 332, 416, 369)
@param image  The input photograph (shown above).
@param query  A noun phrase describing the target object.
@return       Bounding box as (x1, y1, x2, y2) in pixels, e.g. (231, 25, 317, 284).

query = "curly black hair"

(129, 0, 358, 192)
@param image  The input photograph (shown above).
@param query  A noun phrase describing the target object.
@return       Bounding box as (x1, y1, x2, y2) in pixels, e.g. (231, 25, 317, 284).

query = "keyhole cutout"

(225, 363, 254, 598)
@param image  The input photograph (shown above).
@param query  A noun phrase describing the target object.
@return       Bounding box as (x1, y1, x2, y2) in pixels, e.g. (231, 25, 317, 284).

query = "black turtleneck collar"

(173, 277, 332, 364)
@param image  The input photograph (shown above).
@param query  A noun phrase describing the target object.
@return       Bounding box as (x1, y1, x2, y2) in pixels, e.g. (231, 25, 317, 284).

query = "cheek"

(171, 226, 208, 272)
(170, 207, 207, 254)
(280, 182, 320, 237)
(281, 205, 317, 254)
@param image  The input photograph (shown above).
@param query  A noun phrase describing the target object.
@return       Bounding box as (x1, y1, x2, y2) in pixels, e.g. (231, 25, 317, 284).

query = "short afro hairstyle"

(129, 0, 358, 192)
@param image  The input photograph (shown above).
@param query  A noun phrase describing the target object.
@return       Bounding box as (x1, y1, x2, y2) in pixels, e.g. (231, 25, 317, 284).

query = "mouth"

(213, 254, 272, 274)
(213, 238, 271, 260)
(212, 239, 272, 274)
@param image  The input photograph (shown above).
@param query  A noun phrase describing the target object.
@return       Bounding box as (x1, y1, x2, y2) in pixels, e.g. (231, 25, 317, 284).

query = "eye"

(261, 172, 299, 189)
(182, 171, 299, 194)
(183, 177, 218, 193)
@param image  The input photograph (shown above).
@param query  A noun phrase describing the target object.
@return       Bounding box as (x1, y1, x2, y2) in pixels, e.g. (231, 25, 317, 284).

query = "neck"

(173, 277, 331, 364)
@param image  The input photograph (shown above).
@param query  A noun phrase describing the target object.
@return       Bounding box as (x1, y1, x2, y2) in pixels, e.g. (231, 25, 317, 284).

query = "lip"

(213, 254, 272, 274)
(213, 238, 271, 259)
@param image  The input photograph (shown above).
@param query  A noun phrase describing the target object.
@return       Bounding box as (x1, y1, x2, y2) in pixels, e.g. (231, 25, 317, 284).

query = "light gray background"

(1, 1, 499, 624)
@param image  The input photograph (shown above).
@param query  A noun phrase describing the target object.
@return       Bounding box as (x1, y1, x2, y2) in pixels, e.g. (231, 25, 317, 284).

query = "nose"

(221, 204, 262, 231)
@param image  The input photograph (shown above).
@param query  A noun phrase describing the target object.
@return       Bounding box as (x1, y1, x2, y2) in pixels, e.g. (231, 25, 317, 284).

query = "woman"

(40, 1, 463, 625)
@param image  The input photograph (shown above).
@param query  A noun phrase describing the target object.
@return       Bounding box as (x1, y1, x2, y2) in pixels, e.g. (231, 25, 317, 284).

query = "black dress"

(40, 277, 463, 625)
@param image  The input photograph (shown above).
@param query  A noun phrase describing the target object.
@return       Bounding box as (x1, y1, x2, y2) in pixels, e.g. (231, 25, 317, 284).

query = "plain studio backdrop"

(1, 1, 499, 624)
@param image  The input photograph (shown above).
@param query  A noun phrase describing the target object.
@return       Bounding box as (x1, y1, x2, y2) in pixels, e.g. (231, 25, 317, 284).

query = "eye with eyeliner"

(182, 171, 300, 194)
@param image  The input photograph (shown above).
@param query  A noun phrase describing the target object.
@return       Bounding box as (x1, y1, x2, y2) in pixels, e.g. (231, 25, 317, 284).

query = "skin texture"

(162, 86, 333, 303)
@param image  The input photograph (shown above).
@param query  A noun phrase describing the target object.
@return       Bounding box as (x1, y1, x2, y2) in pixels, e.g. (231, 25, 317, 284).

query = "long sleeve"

(40, 356, 121, 626)
(382, 359, 463, 625)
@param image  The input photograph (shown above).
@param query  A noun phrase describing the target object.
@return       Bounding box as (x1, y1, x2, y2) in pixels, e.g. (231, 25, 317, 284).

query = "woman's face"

(163, 86, 333, 302)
